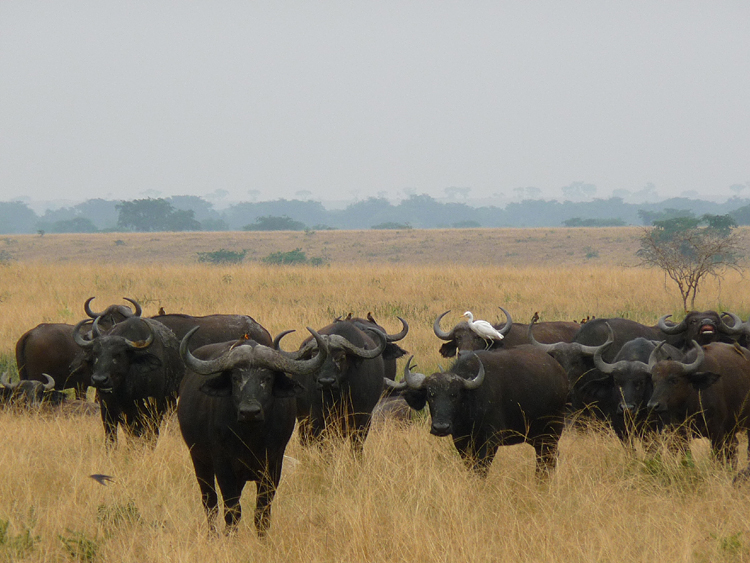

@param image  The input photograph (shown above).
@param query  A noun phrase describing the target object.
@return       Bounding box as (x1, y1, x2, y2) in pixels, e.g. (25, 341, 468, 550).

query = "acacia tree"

(637, 214, 743, 312)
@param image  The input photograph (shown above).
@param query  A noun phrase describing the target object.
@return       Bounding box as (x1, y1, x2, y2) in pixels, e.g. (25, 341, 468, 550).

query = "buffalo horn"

(497, 307, 513, 336)
(0, 371, 17, 389)
(462, 353, 486, 390)
(327, 328, 387, 359)
(433, 311, 455, 341)
(591, 323, 632, 374)
(123, 321, 154, 350)
(42, 373, 55, 391)
(83, 297, 101, 319)
(123, 297, 142, 317)
(676, 341, 705, 375)
(273, 330, 296, 350)
(718, 312, 743, 335)
(658, 314, 686, 335)
(403, 356, 426, 389)
(182, 326, 329, 376)
(386, 316, 409, 342)
(527, 318, 567, 353)
(73, 319, 96, 348)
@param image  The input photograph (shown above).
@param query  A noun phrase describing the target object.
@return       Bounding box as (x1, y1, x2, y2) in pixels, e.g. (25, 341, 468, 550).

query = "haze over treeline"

(3, 195, 750, 234)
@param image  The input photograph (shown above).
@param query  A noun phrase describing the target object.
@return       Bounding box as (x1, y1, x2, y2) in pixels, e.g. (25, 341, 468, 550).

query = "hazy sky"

(1, 2, 749, 208)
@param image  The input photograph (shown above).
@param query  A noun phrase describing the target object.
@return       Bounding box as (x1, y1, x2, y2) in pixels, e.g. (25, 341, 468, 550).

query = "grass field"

(1, 229, 750, 561)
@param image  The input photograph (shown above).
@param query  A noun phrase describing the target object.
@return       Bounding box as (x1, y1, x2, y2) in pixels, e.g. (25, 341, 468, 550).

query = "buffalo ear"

(439, 342, 458, 358)
(574, 374, 614, 405)
(382, 343, 408, 361)
(402, 389, 427, 411)
(132, 353, 163, 374)
(686, 371, 721, 390)
(273, 373, 305, 398)
(199, 373, 232, 397)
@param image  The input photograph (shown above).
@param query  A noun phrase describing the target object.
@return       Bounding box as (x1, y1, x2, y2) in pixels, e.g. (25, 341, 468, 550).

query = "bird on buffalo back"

(463, 311, 505, 349)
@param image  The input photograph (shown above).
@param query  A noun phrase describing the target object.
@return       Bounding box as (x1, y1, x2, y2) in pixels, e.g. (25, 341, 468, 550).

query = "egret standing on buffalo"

(463, 311, 505, 350)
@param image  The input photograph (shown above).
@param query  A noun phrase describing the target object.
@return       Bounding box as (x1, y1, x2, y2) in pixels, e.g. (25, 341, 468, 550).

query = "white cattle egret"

(463, 311, 505, 349)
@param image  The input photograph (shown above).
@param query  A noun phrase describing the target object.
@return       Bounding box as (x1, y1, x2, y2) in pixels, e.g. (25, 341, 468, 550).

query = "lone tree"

(637, 214, 743, 312)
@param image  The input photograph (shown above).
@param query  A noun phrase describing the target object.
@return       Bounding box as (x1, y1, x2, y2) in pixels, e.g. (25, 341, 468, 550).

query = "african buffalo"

(434, 308, 579, 357)
(658, 311, 743, 349)
(74, 316, 184, 446)
(647, 341, 750, 467)
(291, 320, 387, 455)
(388, 348, 568, 476)
(151, 312, 272, 349)
(529, 317, 663, 409)
(576, 332, 683, 441)
(177, 327, 327, 536)
(0, 372, 65, 406)
(16, 297, 142, 396)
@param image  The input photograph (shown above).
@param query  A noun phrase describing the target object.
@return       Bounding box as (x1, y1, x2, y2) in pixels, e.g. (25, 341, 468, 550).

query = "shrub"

(262, 248, 308, 265)
(371, 222, 412, 230)
(197, 249, 246, 264)
(243, 216, 307, 231)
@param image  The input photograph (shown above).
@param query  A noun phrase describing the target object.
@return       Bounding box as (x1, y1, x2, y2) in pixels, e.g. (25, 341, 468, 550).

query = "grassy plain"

(1, 228, 750, 562)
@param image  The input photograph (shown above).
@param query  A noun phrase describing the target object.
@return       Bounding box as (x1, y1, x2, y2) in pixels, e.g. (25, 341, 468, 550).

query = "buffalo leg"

(191, 456, 219, 534)
(454, 435, 497, 477)
(215, 468, 245, 534)
(98, 398, 119, 447)
(532, 438, 559, 477)
(255, 462, 282, 537)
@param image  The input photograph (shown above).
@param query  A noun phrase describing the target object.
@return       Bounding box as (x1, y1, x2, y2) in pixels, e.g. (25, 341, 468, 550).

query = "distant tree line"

(3, 194, 750, 234)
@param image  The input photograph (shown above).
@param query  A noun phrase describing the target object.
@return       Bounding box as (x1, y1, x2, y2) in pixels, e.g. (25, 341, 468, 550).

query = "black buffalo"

(346, 312, 408, 382)
(151, 312, 272, 349)
(177, 327, 328, 536)
(16, 297, 141, 396)
(575, 332, 683, 440)
(434, 308, 579, 358)
(529, 317, 663, 409)
(0, 372, 66, 406)
(648, 342, 750, 468)
(291, 320, 387, 455)
(388, 348, 568, 476)
(74, 316, 184, 446)
(658, 310, 743, 349)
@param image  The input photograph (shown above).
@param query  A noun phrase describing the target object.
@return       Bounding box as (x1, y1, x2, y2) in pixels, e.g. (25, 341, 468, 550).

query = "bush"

(563, 217, 626, 227)
(243, 216, 307, 231)
(262, 248, 308, 265)
(197, 249, 246, 264)
(371, 222, 412, 230)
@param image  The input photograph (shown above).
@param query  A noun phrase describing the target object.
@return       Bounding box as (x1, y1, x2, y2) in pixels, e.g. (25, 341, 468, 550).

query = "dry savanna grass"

(2, 231, 750, 561)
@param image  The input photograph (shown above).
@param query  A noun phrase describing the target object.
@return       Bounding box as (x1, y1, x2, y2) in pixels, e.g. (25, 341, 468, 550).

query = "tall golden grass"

(1, 262, 750, 562)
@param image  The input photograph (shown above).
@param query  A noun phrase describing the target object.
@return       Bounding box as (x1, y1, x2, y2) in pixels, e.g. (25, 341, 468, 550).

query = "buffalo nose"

(238, 404, 263, 422)
(647, 400, 662, 411)
(617, 403, 635, 414)
(430, 422, 451, 436)
(317, 377, 336, 387)
(91, 374, 109, 386)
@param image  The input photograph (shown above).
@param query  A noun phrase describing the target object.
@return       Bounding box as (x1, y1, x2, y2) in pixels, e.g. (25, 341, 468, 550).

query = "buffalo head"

(433, 307, 512, 358)
(181, 327, 327, 423)
(74, 317, 157, 394)
(385, 354, 485, 436)
(658, 311, 742, 347)
(646, 341, 708, 417)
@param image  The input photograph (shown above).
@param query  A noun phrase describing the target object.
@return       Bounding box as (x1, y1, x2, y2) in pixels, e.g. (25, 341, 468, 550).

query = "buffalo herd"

(6, 300, 750, 535)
